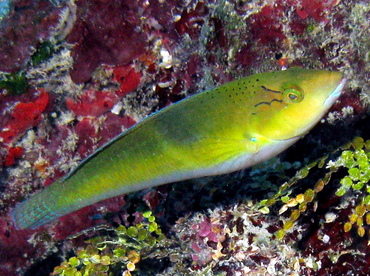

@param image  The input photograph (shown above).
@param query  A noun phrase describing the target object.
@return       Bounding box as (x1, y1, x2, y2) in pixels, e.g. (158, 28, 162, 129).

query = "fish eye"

(283, 87, 304, 103)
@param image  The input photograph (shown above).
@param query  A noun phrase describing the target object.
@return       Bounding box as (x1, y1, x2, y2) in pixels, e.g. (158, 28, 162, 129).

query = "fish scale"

(12, 67, 346, 230)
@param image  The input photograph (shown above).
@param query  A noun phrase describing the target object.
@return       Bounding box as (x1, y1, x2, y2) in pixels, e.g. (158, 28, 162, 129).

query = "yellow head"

(250, 67, 346, 140)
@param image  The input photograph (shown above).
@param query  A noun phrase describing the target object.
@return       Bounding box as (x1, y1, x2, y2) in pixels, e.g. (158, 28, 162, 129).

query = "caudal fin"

(12, 190, 61, 230)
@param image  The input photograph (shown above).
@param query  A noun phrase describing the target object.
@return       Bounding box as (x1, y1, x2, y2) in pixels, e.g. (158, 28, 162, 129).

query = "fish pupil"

(288, 93, 298, 100)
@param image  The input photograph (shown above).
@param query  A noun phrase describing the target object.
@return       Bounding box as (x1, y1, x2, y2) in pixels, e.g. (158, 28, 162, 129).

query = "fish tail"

(12, 186, 62, 230)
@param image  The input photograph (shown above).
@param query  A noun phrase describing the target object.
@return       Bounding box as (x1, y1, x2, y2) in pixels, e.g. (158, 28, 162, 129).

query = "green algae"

(259, 136, 370, 242)
(52, 211, 168, 276)
(0, 71, 30, 95)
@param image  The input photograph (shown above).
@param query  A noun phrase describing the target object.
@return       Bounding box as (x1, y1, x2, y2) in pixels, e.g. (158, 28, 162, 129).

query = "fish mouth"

(323, 77, 347, 108)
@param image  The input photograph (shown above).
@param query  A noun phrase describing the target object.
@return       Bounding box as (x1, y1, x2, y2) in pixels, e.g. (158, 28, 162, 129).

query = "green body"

(13, 68, 345, 229)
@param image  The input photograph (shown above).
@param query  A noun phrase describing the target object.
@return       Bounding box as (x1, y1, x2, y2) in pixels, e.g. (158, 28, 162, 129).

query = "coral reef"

(0, 0, 72, 73)
(0, 0, 369, 275)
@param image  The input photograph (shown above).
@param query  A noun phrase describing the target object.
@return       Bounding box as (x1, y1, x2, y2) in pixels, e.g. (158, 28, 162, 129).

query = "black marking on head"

(254, 98, 283, 107)
(261, 86, 283, 94)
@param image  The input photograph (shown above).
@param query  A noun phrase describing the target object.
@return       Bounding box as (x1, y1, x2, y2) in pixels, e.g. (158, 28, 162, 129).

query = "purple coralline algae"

(0, 0, 69, 73)
(0, 0, 369, 275)
(65, 1, 147, 83)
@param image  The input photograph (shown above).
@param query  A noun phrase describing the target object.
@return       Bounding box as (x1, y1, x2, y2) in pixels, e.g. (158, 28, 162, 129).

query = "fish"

(12, 67, 346, 230)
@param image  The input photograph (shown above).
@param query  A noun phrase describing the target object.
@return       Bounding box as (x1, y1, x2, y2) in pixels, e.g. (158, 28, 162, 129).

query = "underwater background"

(0, 0, 369, 275)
